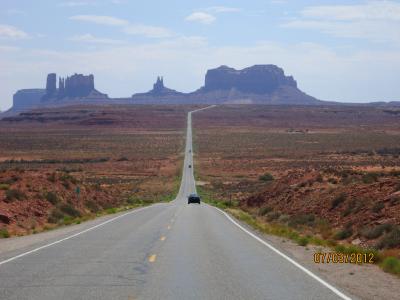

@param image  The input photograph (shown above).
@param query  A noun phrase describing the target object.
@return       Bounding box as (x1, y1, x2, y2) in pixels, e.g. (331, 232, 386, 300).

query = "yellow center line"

(148, 254, 157, 263)
(160, 236, 166, 241)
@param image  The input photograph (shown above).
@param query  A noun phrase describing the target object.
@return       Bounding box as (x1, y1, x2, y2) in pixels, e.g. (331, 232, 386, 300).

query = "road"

(0, 107, 353, 299)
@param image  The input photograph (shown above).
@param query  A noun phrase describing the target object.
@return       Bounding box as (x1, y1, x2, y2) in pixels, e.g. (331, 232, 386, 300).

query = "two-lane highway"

(0, 107, 352, 299)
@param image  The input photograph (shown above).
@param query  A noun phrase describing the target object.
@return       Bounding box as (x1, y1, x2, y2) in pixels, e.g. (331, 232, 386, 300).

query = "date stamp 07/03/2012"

(313, 252, 375, 264)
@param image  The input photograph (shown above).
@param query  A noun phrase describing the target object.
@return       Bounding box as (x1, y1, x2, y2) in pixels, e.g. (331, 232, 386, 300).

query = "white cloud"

(185, 12, 216, 25)
(69, 33, 125, 44)
(207, 6, 240, 13)
(0, 24, 28, 39)
(69, 15, 129, 26)
(123, 25, 173, 38)
(283, 1, 400, 44)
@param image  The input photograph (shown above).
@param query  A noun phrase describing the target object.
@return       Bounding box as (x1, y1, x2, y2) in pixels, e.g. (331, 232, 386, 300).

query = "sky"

(1, 0, 400, 110)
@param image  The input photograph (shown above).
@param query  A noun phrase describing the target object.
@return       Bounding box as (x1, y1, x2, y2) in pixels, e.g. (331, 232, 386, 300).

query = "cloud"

(60, 1, 97, 7)
(185, 12, 216, 25)
(69, 33, 125, 44)
(283, 1, 400, 44)
(206, 6, 240, 13)
(123, 25, 173, 38)
(0, 24, 28, 39)
(69, 15, 129, 26)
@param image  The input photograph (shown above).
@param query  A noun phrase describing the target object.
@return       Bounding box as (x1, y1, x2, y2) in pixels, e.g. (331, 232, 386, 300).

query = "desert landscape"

(193, 105, 400, 275)
(0, 105, 195, 236)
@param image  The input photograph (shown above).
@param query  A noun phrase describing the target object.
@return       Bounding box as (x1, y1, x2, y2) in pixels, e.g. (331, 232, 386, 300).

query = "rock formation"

(12, 89, 46, 111)
(46, 73, 57, 95)
(132, 76, 183, 99)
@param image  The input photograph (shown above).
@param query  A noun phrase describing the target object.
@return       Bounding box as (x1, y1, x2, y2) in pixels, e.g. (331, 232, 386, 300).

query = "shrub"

(266, 211, 281, 221)
(371, 202, 385, 213)
(362, 172, 379, 184)
(259, 172, 274, 182)
(316, 174, 323, 183)
(381, 257, 400, 276)
(59, 204, 81, 218)
(117, 157, 129, 161)
(259, 206, 273, 216)
(334, 227, 353, 240)
(331, 193, 346, 209)
(48, 209, 64, 223)
(297, 236, 309, 246)
(377, 227, 400, 249)
(85, 200, 100, 212)
(5, 189, 26, 202)
(47, 172, 56, 182)
(0, 228, 10, 238)
(288, 214, 315, 228)
(45, 192, 59, 205)
(0, 184, 10, 190)
(361, 224, 394, 240)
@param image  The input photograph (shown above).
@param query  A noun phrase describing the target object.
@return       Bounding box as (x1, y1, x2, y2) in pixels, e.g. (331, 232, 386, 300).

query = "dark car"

(188, 164, 192, 168)
(188, 193, 201, 204)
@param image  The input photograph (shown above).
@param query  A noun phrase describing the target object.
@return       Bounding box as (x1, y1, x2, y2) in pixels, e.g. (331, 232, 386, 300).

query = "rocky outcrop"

(202, 65, 297, 94)
(131, 76, 183, 100)
(12, 89, 46, 111)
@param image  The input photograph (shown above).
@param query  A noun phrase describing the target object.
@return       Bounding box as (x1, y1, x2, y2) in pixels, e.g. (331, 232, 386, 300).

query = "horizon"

(1, 0, 400, 111)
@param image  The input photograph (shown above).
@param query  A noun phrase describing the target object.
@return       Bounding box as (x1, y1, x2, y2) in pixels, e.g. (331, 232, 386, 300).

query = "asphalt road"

(0, 107, 353, 300)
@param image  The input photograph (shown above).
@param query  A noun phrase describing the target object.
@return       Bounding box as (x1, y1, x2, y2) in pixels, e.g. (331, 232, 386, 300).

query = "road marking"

(0, 204, 162, 267)
(148, 254, 157, 263)
(212, 206, 352, 300)
(160, 236, 166, 241)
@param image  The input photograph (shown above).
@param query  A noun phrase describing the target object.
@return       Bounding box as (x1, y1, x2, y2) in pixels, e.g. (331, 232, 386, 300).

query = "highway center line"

(212, 206, 352, 300)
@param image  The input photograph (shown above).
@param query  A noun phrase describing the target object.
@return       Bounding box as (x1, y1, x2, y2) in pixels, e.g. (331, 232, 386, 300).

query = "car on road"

(188, 164, 192, 168)
(188, 193, 201, 204)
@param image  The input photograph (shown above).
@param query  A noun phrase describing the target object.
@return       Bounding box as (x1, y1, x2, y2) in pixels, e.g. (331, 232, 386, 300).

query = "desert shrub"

(342, 199, 362, 216)
(316, 174, 323, 183)
(59, 203, 81, 218)
(47, 209, 64, 223)
(334, 227, 353, 240)
(377, 227, 400, 249)
(288, 214, 315, 228)
(362, 172, 379, 184)
(361, 224, 394, 240)
(85, 200, 100, 212)
(60, 173, 77, 184)
(259, 206, 273, 216)
(0, 228, 10, 238)
(381, 257, 400, 275)
(0, 184, 10, 190)
(259, 172, 274, 182)
(331, 193, 346, 209)
(297, 236, 309, 246)
(371, 202, 385, 213)
(266, 211, 281, 221)
(328, 177, 338, 184)
(5, 189, 26, 202)
(117, 156, 129, 161)
(47, 172, 56, 182)
(45, 192, 59, 205)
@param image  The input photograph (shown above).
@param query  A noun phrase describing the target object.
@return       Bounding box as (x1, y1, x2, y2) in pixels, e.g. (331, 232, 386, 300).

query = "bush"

(381, 257, 400, 275)
(48, 209, 64, 223)
(331, 193, 346, 209)
(0, 228, 10, 238)
(59, 204, 81, 218)
(259, 206, 273, 216)
(361, 224, 394, 240)
(0, 184, 10, 190)
(362, 172, 379, 184)
(334, 227, 353, 240)
(5, 189, 26, 202)
(45, 192, 59, 205)
(297, 236, 309, 246)
(288, 214, 315, 228)
(259, 172, 274, 182)
(377, 227, 400, 249)
(266, 211, 281, 221)
(372, 202, 385, 213)
(85, 200, 100, 212)
(47, 172, 56, 183)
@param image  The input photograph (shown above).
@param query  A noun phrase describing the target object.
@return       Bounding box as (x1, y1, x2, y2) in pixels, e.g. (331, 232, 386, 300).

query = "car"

(189, 149, 191, 153)
(188, 164, 192, 168)
(188, 193, 201, 204)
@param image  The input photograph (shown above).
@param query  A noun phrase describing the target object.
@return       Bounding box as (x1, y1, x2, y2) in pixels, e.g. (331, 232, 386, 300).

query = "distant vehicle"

(189, 149, 191, 153)
(188, 193, 201, 204)
(188, 164, 192, 168)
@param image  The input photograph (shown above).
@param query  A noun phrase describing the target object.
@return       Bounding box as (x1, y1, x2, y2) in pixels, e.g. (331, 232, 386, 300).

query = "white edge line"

(0, 204, 161, 266)
(212, 206, 353, 300)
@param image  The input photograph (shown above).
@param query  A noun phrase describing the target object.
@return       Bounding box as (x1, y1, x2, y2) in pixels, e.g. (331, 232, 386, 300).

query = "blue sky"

(1, 0, 400, 110)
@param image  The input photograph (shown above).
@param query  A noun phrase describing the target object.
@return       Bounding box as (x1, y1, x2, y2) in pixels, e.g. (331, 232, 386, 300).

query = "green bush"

(0, 184, 10, 190)
(361, 224, 394, 240)
(297, 236, 309, 246)
(377, 228, 400, 249)
(45, 192, 59, 205)
(259, 172, 274, 182)
(5, 189, 26, 202)
(48, 209, 64, 223)
(259, 206, 273, 216)
(381, 257, 400, 276)
(60, 203, 81, 218)
(331, 193, 346, 209)
(334, 227, 353, 240)
(0, 228, 10, 238)
(288, 214, 315, 228)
